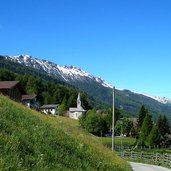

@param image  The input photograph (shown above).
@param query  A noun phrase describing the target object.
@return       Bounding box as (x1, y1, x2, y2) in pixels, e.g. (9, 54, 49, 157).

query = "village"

(0, 80, 86, 120)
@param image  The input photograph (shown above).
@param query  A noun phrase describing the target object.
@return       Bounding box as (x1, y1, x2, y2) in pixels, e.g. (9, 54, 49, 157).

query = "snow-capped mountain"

(5, 55, 113, 89)
(4, 55, 171, 105)
(1, 54, 171, 122)
(151, 96, 171, 104)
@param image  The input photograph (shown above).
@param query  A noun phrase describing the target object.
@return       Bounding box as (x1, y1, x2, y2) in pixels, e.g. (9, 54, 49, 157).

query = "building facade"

(40, 104, 59, 115)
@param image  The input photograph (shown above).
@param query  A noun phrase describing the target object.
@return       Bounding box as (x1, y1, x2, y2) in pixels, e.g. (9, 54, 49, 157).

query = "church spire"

(77, 93, 81, 108)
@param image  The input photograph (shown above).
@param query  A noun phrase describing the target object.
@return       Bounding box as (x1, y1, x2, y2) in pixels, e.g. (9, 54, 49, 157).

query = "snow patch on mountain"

(126, 89, 171, 104)
(95, 77, 113, 88)
(5, 54, 171, 104)
(5, 55, 113, 88)
(148, 96, 171, 104)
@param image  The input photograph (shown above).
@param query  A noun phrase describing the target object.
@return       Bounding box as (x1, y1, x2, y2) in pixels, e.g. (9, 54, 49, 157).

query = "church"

(69, 93, 86, 120)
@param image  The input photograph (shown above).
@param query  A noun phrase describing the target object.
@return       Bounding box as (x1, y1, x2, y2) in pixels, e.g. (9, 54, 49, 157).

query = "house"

(40, 104, 59, 115)
(22, 94, 39, 109)
(69, 93, 86, 120)
(0, 81, 22, 102)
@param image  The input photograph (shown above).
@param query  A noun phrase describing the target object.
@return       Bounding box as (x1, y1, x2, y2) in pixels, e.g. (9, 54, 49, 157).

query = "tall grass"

(0, 95, 131, 171)
(101, 136, 136, 148)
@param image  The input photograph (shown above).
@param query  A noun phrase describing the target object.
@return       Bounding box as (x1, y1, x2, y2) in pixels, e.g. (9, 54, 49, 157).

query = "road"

(130, 162, 171, 171)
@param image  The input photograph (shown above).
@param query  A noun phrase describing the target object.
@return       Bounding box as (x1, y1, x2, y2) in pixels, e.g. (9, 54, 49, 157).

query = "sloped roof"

(0, 81, 19, 89)
(40, 104, 59, 109)
(69, 106, 86, 112)
(22, 95, 36, 101)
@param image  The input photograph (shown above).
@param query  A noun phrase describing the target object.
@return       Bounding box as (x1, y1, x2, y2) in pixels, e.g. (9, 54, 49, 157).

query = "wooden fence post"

(141, 151, 144, 159)
(131, 151, 133, 159)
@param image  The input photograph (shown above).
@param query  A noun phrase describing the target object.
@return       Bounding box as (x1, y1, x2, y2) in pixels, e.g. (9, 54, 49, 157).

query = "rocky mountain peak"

(5, 55, 112, 88)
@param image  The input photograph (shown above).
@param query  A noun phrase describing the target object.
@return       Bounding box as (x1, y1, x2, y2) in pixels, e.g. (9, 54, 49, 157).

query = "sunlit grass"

(101, 136, 136, 148)
(0, 95, 131, 171)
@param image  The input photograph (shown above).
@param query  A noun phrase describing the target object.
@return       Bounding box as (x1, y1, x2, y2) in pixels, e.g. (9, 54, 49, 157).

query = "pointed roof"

(0, 81, 19, 89)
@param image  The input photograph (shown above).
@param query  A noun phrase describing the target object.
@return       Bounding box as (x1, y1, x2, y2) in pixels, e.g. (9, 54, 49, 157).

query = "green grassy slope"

(0, 95, 131, 171)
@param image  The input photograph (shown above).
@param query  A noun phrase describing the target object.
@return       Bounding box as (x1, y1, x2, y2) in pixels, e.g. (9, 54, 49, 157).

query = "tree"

(138, 113, 153, 146)
(80, 110, 108, 136)
(80, 93, 92, 110)
(79, 111, 87, 128)
(58, 96, 67, 116)
(159, 115, 170, 135)
(147, 125, 161, 146)
(0, 69, 16, 81)
(105, 108, 120, 132)
(115, 120, 121, 136)
(67, 93, 77, 109)
(157, 115, 170, 146)
(130, 126, 137, 138)
(137, 105, 148, 130)
(42, 91, 52, 104)
(26, 76, 43, 95)
(58, 104, 66, 116)
(123, 118, 133, 137)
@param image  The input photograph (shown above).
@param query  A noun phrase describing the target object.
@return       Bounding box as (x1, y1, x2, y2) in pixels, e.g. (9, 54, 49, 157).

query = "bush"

(80, 110, 108, 136)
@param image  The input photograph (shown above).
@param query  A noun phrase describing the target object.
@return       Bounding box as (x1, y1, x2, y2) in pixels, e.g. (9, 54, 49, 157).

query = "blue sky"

(1, 0, 171, 98)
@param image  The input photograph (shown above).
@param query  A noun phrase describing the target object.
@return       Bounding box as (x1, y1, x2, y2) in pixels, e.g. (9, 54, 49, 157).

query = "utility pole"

(112, 86, 115, 151)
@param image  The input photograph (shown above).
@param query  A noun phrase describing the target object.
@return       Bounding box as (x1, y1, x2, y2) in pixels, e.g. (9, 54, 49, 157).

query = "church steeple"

(69, 92, 86, 120)
(77, 93, 81, 108)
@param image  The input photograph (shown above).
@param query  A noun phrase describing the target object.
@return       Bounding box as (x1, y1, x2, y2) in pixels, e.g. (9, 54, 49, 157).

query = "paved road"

(130, 162, 171, 171)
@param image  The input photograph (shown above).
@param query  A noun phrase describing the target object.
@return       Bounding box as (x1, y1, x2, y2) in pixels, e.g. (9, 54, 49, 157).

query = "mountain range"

(1, 55, 171, 123)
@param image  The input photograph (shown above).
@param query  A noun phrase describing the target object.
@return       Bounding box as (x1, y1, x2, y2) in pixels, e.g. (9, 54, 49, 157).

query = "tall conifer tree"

(137, 105, 148, 130)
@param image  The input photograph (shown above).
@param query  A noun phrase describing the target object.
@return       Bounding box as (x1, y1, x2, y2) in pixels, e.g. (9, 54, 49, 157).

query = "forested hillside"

(0, 68, 109, 112)
(1, 56, 171, 123)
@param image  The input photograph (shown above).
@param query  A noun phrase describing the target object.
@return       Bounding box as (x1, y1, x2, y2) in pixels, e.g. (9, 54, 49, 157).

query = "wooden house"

(0, 81, 22, 102)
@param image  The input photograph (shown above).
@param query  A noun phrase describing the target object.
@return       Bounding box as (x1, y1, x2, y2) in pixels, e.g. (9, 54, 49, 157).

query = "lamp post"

(112, 86, 115, 151)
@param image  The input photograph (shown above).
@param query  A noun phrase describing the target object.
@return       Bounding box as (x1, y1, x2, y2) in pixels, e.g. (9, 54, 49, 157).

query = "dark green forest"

(0, 68, 93, 110)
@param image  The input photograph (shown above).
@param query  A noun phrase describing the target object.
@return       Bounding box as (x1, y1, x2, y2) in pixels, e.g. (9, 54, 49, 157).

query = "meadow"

(101, 136, 171, 154)
(0, 95, 131, 171)
(101, 136, 136, 148)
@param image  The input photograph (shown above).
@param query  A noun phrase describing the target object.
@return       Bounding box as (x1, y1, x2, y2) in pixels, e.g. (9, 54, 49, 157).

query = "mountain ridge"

(5, 55, 113, 89)
(1, 54, 171, 124)
(4, 54, 171, 105)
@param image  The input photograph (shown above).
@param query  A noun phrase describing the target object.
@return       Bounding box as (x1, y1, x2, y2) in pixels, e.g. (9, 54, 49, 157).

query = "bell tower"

(77, 93, 81, 108)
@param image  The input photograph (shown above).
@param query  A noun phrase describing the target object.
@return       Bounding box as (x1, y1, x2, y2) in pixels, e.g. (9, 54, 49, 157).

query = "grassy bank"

(0, 95, 131, 171)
